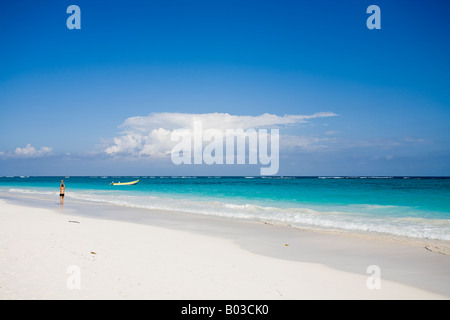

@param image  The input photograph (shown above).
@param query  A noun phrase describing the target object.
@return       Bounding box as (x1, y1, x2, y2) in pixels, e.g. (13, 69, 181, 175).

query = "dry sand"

(0, 197, 448, 300)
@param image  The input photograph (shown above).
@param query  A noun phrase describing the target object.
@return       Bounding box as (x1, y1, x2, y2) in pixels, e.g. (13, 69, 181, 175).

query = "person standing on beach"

(60, 180, 65, 206)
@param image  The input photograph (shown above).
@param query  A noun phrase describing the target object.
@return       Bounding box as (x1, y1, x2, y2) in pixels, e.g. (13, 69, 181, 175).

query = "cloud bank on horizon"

(103, 112, 338, 158)
(0, 144, 53, 159)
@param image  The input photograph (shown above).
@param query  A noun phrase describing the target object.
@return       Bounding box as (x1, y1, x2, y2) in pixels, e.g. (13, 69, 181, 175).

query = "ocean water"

(1, 176, 449, 241)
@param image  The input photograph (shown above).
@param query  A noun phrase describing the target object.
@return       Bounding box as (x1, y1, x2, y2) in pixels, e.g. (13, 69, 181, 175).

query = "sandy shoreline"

(0, 194, 449, 300)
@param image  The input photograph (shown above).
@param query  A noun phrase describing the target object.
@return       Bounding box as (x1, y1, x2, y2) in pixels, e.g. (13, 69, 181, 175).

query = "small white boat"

(111, 179, 139, 186)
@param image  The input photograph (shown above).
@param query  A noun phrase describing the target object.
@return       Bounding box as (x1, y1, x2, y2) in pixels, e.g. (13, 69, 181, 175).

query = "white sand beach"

(0, 196, 449, 300)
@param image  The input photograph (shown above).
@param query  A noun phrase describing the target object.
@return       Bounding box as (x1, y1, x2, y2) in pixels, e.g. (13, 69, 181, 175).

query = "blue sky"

(1, 0, 449, 176)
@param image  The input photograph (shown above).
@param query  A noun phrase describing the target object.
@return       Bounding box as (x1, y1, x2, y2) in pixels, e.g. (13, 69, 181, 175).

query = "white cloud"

(281, 135, 338, 150)
(13, 144, 53, 158)
(104, 112, 338, 157)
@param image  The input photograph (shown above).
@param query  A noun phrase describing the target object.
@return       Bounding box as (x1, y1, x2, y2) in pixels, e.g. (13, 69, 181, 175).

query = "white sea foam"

(6, 187, 450, 241)
(66, 190, 450, 241)
(8, 188, 56, 195)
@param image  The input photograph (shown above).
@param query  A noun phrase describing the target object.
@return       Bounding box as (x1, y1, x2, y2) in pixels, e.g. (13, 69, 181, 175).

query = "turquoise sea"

(1, 176, 449, 241)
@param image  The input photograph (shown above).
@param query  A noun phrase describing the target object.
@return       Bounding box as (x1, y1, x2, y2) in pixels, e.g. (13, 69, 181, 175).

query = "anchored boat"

(111, 179, 139, 186)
